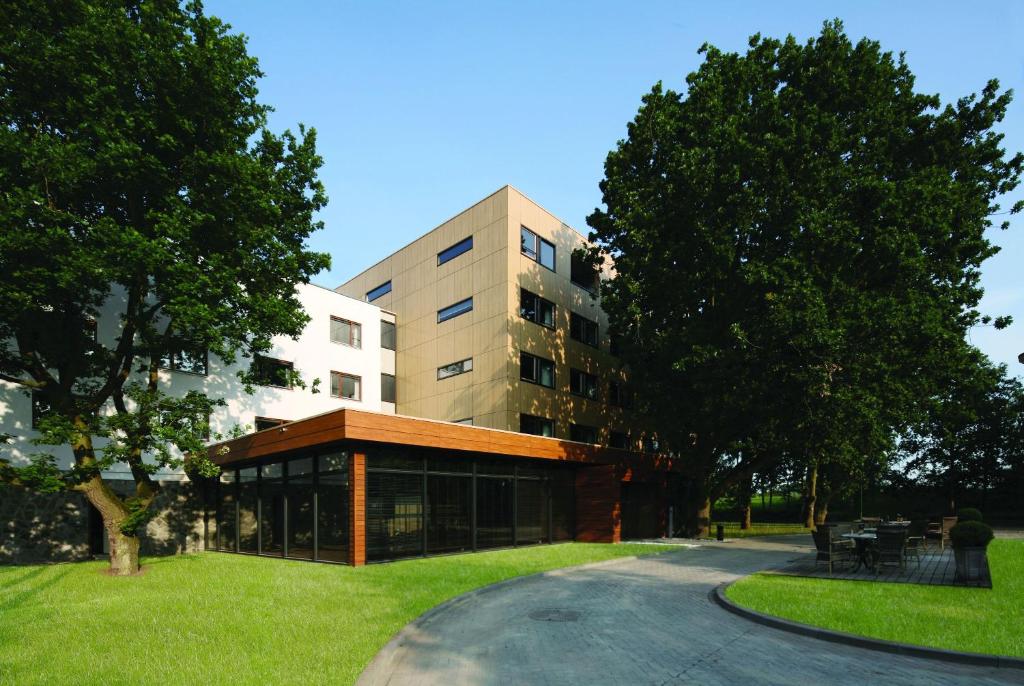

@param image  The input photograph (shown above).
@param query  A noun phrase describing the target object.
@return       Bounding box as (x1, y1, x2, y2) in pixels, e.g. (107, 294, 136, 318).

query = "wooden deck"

(770, 546, 992, 588)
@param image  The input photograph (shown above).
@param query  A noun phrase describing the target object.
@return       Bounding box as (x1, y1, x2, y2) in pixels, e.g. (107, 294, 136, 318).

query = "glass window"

(609, 430, 631, 450)
(520, 352, 554, 389)
(520, 413, 554, 437)
(287, 457, 315, 560)
(255, 416, 287, 432)
(476, 477, 513, 549)
(371, 448, 423, 471)
(437, 357, 473, 380)
(381, 320, 397, 351)
(238, 467, 258, 553)
(252, 355, 293, 388)
(643, 436, 660, 453)
(316, 452, 349, 562)
(517, 478, 549, 545)
(259, 462, 284, 556)
(571, 250, 599, 292)
(159, 348, 209, 375)
(520, 226, 538, 259)
(437, 297, 473, 323)
(381, 373, 396, 403)
(437, 236, 473, 265)
(217, 470, 237, 552)
(539, 239, 555, 271)
(331, 371, 361, 400)
(608, 381, 632, 408)
(569, 423, 598, 444)
(570, 312, 599, 347)
(366, 471, 424, 561)
(330, 317, 361, 348)
(569, 368, 599, 400)
(453, 417, 473, 425)
(550, 468, 575, 541)
(520, 289, 555, 328)
(521, 226, 555, 271)
(427, 474, 472, 553)
(366, 281, 392, 302)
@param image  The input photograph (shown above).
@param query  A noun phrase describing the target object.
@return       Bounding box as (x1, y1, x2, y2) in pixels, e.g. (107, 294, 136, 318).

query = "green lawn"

(712, 522, 811, 538)
(0, 543, 674, 685)
(726, 539, 1024, 657)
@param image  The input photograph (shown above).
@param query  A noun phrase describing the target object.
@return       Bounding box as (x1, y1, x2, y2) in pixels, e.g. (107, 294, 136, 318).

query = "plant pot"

(953, 546, 988, 582)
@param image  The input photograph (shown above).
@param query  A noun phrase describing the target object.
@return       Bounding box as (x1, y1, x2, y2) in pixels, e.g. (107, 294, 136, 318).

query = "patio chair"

(905, 521, 926, 565)
(924, 516, 957, 551)
(876, 526, 908, 573)
(812, 527, 855, 575)
(858, 517, 881, 532)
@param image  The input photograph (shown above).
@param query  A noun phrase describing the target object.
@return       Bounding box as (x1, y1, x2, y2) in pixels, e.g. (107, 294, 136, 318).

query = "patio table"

(842, 532, 878, 572)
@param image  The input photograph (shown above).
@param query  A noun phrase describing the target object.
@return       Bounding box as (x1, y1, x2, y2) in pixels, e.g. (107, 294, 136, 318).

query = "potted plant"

(949, 520, 994, 582)
(958, 507, 983, 523)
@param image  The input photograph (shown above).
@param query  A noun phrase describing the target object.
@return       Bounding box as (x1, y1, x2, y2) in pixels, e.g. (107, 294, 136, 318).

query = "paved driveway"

(359, 536, 1018, 685)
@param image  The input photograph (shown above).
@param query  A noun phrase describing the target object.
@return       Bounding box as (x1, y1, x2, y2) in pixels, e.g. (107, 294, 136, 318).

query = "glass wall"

(217, 471, 237, 552)
(288, 457, 315, 559)
(260, 462, 284, 556)
(238, 467, 258, 553)
(317, 452, 348, 562)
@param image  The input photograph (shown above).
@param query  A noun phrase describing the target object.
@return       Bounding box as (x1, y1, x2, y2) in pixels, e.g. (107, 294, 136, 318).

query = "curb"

(712, 580, 1024, 671)
(357, 549, 684, 685)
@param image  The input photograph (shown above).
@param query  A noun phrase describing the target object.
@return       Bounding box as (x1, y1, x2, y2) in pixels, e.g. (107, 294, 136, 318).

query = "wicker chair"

(812, 527, 855, 575)
(876, 526, 908, 573)
(924, 516, 958, 551)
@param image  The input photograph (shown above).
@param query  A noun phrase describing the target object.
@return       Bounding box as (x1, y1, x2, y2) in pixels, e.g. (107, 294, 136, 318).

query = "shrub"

(958, 507, 983, 523)
(949, 521, 994, 549)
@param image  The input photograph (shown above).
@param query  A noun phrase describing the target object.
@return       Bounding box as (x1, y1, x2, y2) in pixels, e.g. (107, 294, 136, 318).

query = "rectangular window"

(609, 381, 632, 408)
(569, 368, 599, 400)
(453, 417, 473, 425)
(159, 348, 209, 376)
(252, 355, 292, 388)
(330, 317, 362, 348)
(570, 312, 599, 348)
(255, 416, 287, 432)
(381, 320, 397, 351)
(520, 413, 554, 437)
(381, 373, 396, 403)
(520, 226, 555, 271)
(331, 371, 361, 400)
(437, 297, 473, 323)
(437, 358, 473, 380)
(569, 423, 598, 444)
(366, 280, 392, 302)
(520, 352, 555, 389)
(571, 250, 600, 293)
(437, 236, 473, 265)
(609, 430, 631, 450)
(520, 288, 555, 328)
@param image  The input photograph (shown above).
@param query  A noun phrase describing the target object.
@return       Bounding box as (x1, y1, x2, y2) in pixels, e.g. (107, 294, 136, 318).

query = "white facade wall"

(0, 283, 395, 480)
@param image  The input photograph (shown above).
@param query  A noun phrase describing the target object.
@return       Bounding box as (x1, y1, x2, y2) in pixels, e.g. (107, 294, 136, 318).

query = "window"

(520, 413, 554, 437)
(609, 431, 631, 450)
(381, 320, 396, 351)
(438, 358, 473, 380)
(159, 348, 209, 375)
(255, 417, 287, 432)
(437, 236, 473, 265)
(520, 226, 555, 271)
(520, 289, 555, 329)
(571, 250, 600, 292)
(570, 312, 599, 348)
(331, 371, 361, 400)
(437, 297, 473, 323)
(453, 417, 473, 425)
(330, 317, 361, 348)
(381, 373, 396, 403)
(569, 368, 599, 400)
(520, 352, 554, 388)
(569, 423, 598, 444)
(252, 355, 292, 388)
(643, 436, 660, 453)
(366, 280, 392, 302)
(609, 381, 632, 408)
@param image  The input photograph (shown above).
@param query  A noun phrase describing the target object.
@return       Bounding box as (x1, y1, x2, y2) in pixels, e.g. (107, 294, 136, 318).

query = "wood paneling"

(574, 464, 620, 543)
(348, 451, 366, 566)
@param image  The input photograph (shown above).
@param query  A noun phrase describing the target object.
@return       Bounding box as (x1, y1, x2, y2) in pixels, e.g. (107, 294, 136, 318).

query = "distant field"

(712, 522, 811, 538)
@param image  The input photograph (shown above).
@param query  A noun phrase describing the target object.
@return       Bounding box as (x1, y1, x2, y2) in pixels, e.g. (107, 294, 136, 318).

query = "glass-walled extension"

(208, 445, 575, 564)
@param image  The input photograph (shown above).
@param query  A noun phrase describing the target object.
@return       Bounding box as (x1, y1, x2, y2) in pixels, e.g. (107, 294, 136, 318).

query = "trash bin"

(716, 524, 725, 541)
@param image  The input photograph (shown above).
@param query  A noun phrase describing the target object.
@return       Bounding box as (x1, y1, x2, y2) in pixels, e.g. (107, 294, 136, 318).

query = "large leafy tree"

(0, 0, 329, 574)
(587, 21, 1021, 535)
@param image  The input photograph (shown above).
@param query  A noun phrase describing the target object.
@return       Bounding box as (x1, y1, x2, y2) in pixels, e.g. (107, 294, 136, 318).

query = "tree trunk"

(692, 496, 712, 538)
(802, 464, 818, 529)
(813, 497, 830, 527)
(109, 529, 141, 575)
(737, 471, 754, 530)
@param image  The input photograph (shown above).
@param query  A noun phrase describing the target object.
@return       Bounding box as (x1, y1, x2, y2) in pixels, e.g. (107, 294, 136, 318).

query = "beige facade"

(336, 186, 639, 446)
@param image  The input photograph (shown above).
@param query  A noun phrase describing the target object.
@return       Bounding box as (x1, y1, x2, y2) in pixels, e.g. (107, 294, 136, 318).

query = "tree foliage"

(0, 0, 329, 572)
(587, 20, 1022, 534)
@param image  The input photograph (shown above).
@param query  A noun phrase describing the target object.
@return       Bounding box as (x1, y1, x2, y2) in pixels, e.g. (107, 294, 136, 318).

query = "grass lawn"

(712, 522, 811, 538)
(0, 543, 674, 685)
(726, 539, 1024, 658)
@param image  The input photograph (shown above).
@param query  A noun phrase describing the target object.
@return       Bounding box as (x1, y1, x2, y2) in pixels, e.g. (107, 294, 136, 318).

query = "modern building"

(336, 185, 646, 450)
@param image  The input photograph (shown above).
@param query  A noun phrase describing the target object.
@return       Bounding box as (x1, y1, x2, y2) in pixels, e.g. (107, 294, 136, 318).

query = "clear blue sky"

(205, 0, 1024, 376)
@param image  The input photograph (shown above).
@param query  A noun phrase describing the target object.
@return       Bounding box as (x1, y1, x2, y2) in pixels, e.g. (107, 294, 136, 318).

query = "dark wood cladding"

(574, 465, 621, 543)
(348, 452, 366, 566)
(209, 408, 677, 471)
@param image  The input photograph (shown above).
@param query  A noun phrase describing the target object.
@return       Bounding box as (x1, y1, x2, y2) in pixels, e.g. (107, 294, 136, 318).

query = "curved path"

(359, 536, 1017, 685)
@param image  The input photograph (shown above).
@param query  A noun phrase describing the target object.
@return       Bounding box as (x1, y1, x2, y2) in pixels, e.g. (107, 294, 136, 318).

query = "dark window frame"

(380, 320, 397, 351)
(520, 352, 555, 389)
(520, 226, 555, 272)
(159, 348, 209, 376)
(569, 368, 599, 401)
(520, 288, 555, 329)
(255, 416, 288, 432)
(569, 423, 598, 444)
(437, 358, 473, 380)
(366, 281, 392, 302)
(570, 251, 600, 293)
(330, 316, 362, 348)
(519, 413, 555, 437)
(569, 312, 599, 348)
(608, 381, 633, 408)
(437, 297, 473, 323)
(381, 373, 396, 404)
(252, 354, 293, 389)
(437, 236, 473, 265)
(330, 371, 362, 400)
(609, 430, 631, 450)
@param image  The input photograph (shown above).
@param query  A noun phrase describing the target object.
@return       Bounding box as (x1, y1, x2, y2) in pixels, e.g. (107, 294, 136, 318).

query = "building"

(337, 186, 644, 449)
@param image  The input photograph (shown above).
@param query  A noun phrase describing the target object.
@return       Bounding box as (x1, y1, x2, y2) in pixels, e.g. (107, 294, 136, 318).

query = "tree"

(587, 20, 1022, 536)
(0, 0, 329, 574)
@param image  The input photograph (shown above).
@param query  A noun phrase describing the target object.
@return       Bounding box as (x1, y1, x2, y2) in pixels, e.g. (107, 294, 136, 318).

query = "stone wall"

(0, 479, 208, 565)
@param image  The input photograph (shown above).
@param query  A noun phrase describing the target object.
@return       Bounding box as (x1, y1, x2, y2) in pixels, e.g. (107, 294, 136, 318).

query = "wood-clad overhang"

(207, 408, 680, 473)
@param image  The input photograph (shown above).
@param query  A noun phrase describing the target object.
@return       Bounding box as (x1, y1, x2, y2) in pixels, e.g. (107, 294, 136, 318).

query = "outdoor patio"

(771, 543, 992, 588)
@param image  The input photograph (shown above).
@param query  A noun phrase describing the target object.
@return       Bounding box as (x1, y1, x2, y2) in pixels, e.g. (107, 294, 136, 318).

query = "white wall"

(0, 283, 392, 479)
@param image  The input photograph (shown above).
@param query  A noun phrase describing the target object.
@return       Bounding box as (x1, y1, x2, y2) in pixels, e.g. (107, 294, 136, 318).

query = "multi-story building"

(337, 185, 641, 449)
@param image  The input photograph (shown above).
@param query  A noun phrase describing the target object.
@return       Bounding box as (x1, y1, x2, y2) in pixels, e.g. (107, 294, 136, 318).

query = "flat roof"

(208, 407, 676, 472)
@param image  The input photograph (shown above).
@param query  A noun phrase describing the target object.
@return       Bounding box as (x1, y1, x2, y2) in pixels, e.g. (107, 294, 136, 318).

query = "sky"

(205, 0, 1024, 376)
